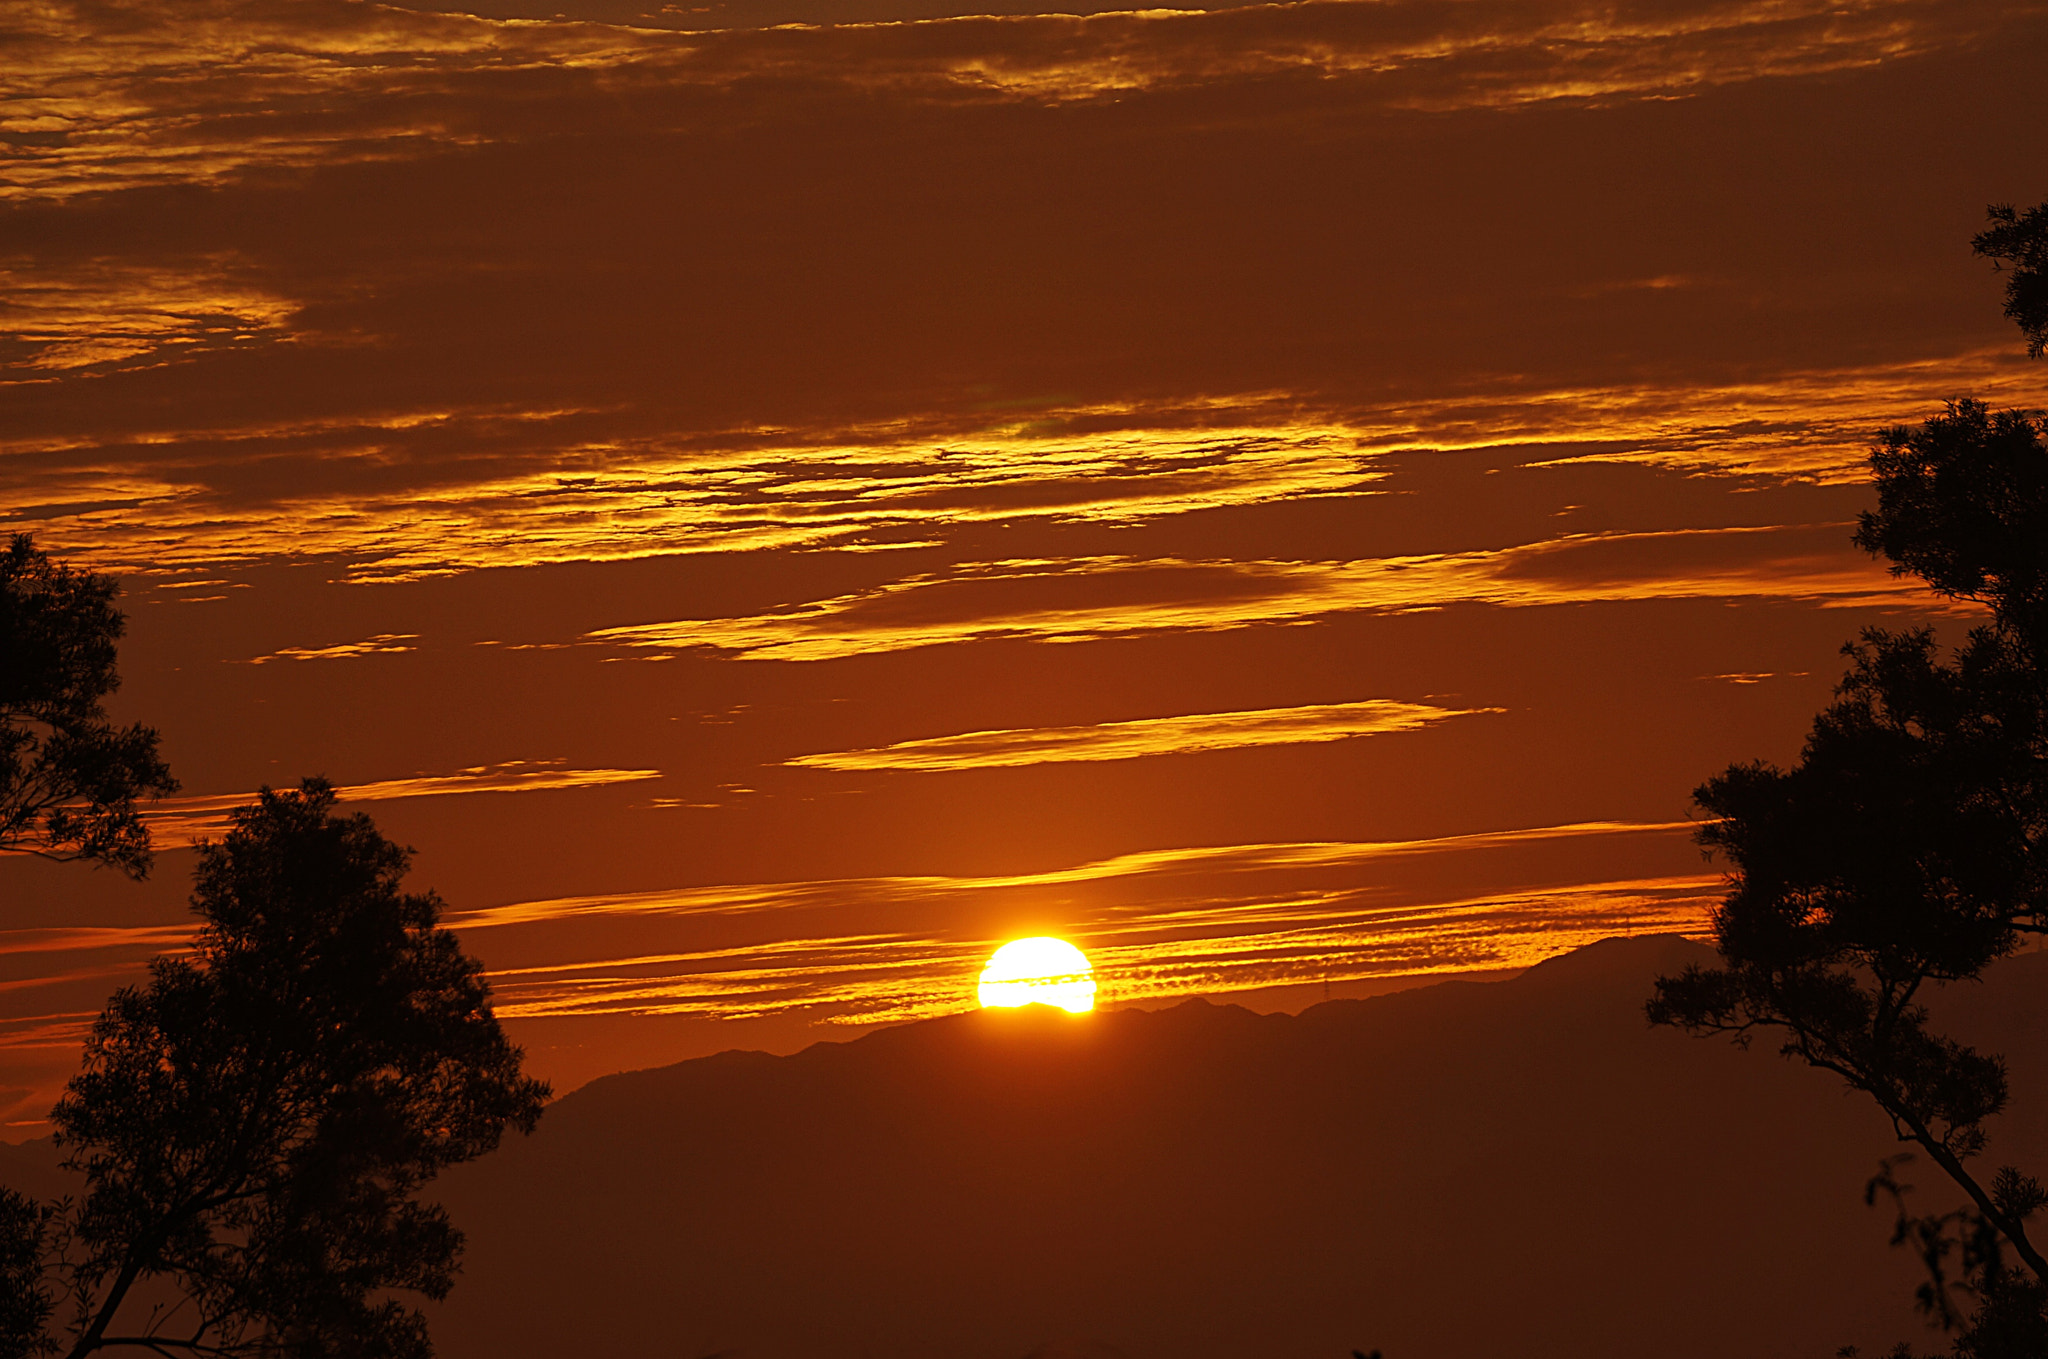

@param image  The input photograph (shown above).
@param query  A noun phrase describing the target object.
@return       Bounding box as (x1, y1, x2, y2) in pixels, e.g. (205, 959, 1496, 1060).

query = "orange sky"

(1, 0, 2043, 1136)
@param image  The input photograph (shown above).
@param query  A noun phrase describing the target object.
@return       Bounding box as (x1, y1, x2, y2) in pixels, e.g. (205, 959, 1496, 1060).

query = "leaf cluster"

(1975, 203, 2048, 359)
(0, 535, 176, 877)
(1858, 401, 2048, 645)
(0, 1189, 54, 1359)
(1837, 1161, 2048, 1359)
(1868, 1159, 2047, 1332)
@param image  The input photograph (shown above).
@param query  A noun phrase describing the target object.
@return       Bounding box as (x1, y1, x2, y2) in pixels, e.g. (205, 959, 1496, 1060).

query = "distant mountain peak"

(1514, 932, 1716, 985)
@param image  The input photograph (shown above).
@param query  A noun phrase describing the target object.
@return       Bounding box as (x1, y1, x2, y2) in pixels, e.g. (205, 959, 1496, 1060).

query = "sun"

(977, 937, 1097, 1013)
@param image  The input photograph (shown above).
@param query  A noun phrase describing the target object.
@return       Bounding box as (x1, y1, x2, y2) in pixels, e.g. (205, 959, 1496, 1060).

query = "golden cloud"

(450, 817, 1700, 929)
(9, 348, 2034, 581)
(2, 0, 2019, 202)
(1, 1, 668, 202)
(0, 924, 196, 958)
(451, 819, 1717, 1023)
(587, 523, 1920, 661)
(0, 820, 1712, 1074)
(141, 761, 662, 842)
(245, 633, 420, 663)
(470, 877, 1719, 1023)
(783, 698, 1499, 771)
(5, 412, 1377, 578)
(0, 261, 298, 372)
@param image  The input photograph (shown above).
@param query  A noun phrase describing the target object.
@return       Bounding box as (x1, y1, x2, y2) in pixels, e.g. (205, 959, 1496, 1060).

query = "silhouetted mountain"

(421, 936, 2048, 1358)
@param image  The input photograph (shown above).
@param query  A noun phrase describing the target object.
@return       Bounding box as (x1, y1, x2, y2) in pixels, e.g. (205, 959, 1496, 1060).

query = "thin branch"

(92, 1338, 236, 1358)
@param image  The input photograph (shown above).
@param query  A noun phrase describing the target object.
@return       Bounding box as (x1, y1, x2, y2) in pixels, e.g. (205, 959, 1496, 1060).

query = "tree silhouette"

(0, 1190, 50, 1358)
(1649, 205, 2048, 1355)
(1976, 202, 2048, 359)
(0, 535, 176, 878)
(2, 780, 548, 1359)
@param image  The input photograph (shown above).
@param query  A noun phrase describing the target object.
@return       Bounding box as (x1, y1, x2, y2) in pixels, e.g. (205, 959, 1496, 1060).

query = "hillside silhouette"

(403, 936, 2048, 1358)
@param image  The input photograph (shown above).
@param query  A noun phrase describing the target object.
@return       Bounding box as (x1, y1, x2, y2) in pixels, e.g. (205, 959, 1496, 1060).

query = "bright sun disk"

(977, 936, 1096, 1013)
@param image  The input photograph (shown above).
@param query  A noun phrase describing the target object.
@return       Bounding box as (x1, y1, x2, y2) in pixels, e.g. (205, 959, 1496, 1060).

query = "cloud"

(472, 876, 1721, 1026)
(0, 0, 2037, 592)
(450, 817, 1701, 928)
(0, 820, 1712, 1068)
(0, 961, 167, 997)
(448, 819, 1717, 1023)
(2, 0, 2023, 205)
(784, 698, 1498, 771)
(8, 347, 2035, 581)
(141, 761, 662, 841)
(0, 925, 195, 958)
(2, 411, 1380, 578)
(587, 523, 1921, 661)
(0, 1013, 102, 1054)
(0, 0, 671, 203)
(748, 0, 2008, 107)
(0, 259, 297, 372)
(245, 633, 419, 663)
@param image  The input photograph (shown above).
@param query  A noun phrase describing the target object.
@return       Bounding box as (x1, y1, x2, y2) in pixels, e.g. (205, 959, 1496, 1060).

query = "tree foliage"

(0, 1189, 52, 1359)
(8, 780, 548, 1359)
(1649, 205, 2048, 1356)
(1858, 400, 2048, 640)
(1976, 202, 2048, 359)
(0, 535, 176, 877)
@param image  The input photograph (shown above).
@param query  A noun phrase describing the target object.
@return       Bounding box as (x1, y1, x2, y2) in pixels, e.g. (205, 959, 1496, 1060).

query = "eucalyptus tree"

(2, 781, 549, 1359)
(1649, 204, 2048, 1356)
(0, 534, 175, 878)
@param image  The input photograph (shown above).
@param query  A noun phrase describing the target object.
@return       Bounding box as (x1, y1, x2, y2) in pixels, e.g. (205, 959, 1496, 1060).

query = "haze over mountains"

(410, 935, 2048, 1359)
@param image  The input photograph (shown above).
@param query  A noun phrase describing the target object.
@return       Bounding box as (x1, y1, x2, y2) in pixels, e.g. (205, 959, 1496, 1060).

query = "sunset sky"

(1, 0, 2043, 1136)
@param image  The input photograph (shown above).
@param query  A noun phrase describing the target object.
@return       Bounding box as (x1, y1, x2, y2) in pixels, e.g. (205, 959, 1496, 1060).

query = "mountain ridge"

(428, 934, 2045, 1359)
(9, 937, 2041, 1357)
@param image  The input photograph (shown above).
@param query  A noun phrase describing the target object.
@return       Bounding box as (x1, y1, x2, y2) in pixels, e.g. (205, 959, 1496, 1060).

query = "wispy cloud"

(0, 1013, 103, 1054)
(3, 0, 2038, 595)
(451, 817, 1701, 930)
(784, 699, 1498, 772)
(589, 524, 1921, 661)
(11, 349, 2041, 580)
(141, 761, 661, 842)
(0, 261, 297, 372)
(448, 819, 1715, 1024)
(6, 413, 1381, 579)
(0, 822, 1715, 1078)
(0, 925, 195, 958)
(0, 1, 664, 203)
(1701, 670, 1810, 684)
(245, 633, 419, 663)
(1, 0, 2021, 202)
(468, 867, 1719, 1025)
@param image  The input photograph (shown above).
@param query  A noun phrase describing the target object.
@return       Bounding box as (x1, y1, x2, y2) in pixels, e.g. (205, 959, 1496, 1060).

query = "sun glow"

(977, 937, 1097, 1013)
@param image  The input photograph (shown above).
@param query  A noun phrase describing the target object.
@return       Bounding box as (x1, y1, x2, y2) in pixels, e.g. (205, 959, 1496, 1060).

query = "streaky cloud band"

(587, 525, 1929, 662)
(2, 0, 2018, 202)
(782, 698, 1499, 770)
(137, 761, 662, 843)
